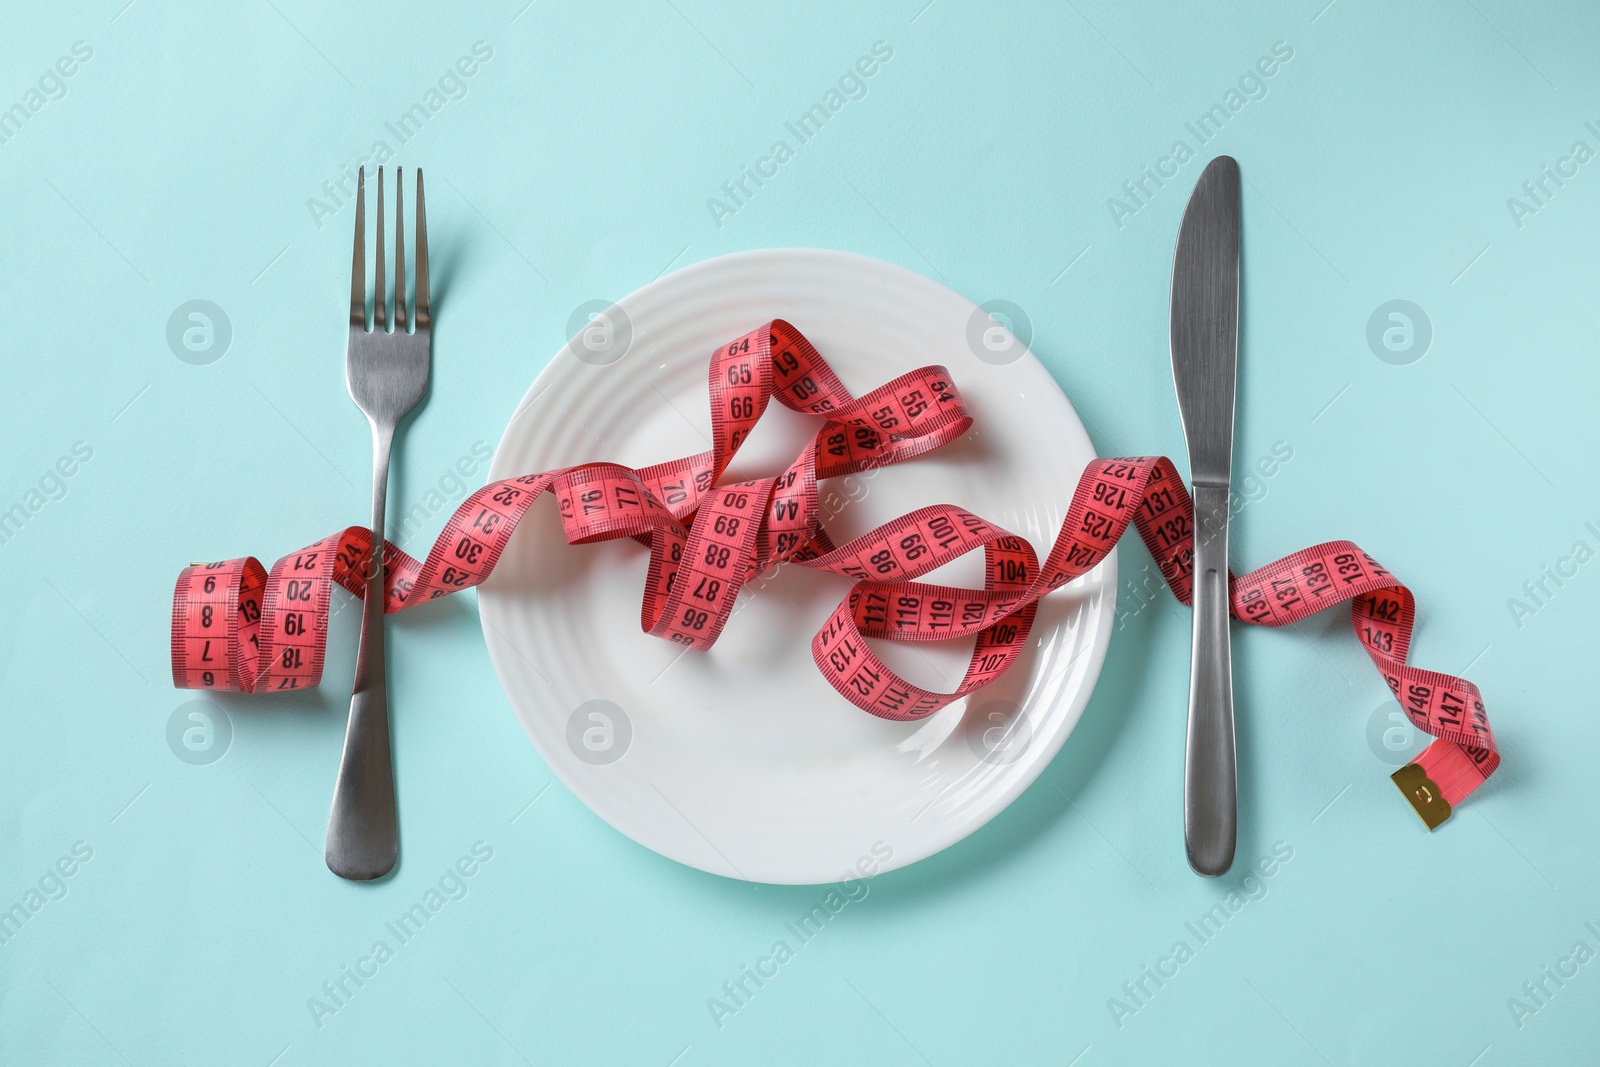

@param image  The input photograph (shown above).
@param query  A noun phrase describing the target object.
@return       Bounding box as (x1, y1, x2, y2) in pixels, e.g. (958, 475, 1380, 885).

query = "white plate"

(479, 249, 1115, 884)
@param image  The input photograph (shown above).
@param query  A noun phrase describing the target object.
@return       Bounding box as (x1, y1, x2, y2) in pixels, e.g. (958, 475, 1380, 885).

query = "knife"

(1170, 155, 1240, 877)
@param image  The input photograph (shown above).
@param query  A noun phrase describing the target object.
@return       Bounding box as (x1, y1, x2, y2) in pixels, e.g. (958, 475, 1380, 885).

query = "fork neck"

(367, 420, 396, 545)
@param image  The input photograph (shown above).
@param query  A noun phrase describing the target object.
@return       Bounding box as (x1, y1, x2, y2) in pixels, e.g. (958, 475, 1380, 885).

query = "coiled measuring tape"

(171, 320, 1496, 828)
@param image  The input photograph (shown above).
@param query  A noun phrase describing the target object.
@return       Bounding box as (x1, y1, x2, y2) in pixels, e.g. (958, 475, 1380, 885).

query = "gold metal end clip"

(1391, 763, 1452, 830)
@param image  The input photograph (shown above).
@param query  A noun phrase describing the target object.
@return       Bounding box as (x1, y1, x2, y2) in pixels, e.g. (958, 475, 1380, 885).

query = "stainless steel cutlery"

(326, 167, 431, 881)
(1170, 155, 1241, 877)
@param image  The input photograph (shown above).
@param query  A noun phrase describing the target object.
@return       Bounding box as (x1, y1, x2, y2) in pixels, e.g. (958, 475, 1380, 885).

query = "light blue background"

(2, 0, 1596, 1063)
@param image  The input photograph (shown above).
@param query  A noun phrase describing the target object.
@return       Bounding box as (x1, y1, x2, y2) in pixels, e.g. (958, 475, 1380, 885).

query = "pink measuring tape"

(172, 319, 1496, 828)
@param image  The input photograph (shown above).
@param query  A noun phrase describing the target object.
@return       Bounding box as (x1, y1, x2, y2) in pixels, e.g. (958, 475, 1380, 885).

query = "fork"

(326, 167, 430, 881)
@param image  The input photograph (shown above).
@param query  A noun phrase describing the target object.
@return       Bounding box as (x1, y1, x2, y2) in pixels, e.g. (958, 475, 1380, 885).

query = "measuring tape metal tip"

(1392, 762, 1452, 830)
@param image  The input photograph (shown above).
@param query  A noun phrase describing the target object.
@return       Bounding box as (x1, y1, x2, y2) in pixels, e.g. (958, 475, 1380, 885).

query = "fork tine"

(394, 167, 407, 333)
(414, 170, 429, 329)
(375, 168, 387, 332)
(350, 168, 366, 329)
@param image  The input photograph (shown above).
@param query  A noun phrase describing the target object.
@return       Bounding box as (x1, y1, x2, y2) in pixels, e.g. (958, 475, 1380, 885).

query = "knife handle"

(1185, 482, 1237, 877)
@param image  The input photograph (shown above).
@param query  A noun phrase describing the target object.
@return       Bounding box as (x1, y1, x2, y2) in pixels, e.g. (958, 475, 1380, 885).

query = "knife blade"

(1170, 155, 1240, 877)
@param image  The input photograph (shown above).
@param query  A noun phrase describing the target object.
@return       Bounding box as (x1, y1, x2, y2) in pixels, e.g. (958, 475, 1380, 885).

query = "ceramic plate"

(479, 249, 1115, 884)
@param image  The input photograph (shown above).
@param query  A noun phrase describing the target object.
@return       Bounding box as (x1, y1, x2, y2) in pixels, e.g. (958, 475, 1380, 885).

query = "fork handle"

(1184, 482, 1236, 877)
(326, 423, 399, 880)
